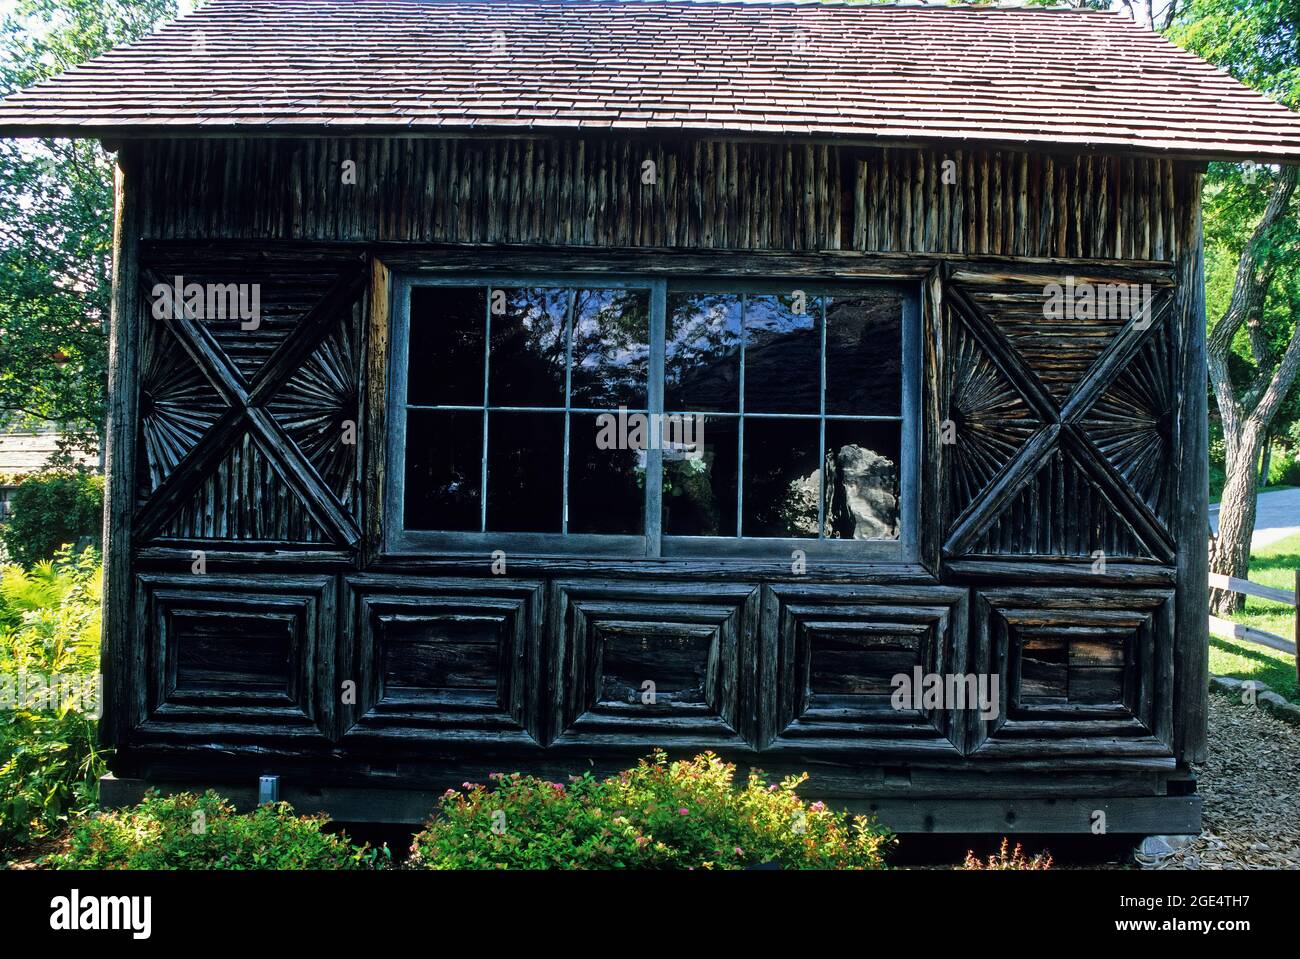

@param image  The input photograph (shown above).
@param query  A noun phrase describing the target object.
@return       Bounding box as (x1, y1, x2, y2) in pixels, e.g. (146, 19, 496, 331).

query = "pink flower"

(810, 802, 825, 812)
(550, 782, 565, 793)
(678, 807, 689, 816)
(734, 846, 743, 856)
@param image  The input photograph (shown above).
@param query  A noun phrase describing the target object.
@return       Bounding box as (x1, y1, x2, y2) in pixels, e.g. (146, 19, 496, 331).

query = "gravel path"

(1152, 692, 1300, 870)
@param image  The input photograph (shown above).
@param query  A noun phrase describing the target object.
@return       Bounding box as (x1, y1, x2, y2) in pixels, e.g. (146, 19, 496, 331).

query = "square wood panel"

(341, 575, 545, 748)
(548, 581, 760, 750)
(760, 584, 969, 756)
(132, 573, 335, 746)
(971, 587, 1175, 761)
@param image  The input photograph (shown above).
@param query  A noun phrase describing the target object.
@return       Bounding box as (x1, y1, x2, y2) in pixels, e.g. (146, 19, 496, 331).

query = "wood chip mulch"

(1151, 692, 1300, 870)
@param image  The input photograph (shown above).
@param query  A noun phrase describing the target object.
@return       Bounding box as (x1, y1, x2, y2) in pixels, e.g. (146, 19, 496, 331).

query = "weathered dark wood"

(101, 147, 142, 746)
(1171, 165, 1210, 765)
(99, 133, 1213, 833)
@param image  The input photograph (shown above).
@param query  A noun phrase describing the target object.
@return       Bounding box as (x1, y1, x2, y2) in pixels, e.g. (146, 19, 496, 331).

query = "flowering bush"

(50, 790, 388, 870)
(408, 750, 892, 870)
(961, 838, 1053, 870)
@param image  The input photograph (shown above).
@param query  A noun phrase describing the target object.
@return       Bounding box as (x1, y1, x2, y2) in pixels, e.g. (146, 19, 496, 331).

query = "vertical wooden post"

(1172, 162, 1210, 765)
(101, 144, 141, 754)
(1294, 569, 1299, 687)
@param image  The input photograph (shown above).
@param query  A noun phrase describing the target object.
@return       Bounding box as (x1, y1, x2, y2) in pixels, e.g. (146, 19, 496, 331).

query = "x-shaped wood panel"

(941, 272, 1177, 563)
(134, 267, 368, 548)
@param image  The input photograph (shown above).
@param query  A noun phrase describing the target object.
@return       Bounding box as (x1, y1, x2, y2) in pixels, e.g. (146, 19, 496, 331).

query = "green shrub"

(0, 546, 105, 850)
(409, 750, 892, 870)
(961, 838, 1053, 870)
(0, 470, 103, 568)
(50, 790, 388, 870)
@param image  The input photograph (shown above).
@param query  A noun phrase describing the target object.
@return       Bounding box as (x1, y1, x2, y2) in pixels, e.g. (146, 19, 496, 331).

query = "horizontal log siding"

(136, 138, 1177, 261)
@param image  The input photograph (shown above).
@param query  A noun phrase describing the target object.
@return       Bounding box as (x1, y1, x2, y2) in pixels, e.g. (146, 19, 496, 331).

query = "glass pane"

(569, 288, 650, 410)
(485, 411, 564, 532)
(743, 293, 821, 414)
(568, 413, 645, 535)
(488, 288, 569, 408)
(825, 293, 903, 416)
(404, 410, 482, 531)
(823, 421, 902, 540)
(665, 292, 742, 413)
(663, 415, 738, 537)
(408, 286, 485, 406)
(742, 417, 820, 538)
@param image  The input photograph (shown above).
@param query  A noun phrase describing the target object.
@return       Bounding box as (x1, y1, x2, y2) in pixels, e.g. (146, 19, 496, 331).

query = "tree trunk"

(1211, 427, 1267, 614)
(1205, 166, 1300, 615)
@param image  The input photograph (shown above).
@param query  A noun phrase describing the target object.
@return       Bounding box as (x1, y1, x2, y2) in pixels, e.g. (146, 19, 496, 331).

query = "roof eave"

(0, 120, 1295, 165)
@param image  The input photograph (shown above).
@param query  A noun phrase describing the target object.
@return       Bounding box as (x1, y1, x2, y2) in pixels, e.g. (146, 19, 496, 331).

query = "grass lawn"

(1211, 529, 1300, 702)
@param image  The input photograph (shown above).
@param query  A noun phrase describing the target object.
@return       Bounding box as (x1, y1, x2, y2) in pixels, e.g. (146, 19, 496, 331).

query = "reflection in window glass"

(825, 294, 903, 416)
(404, 410, 482, 530)
(569, 413, 645, 534)
(742, 417, 821, 538)
(665, 293, 742, 413)
(822, 421, 901, 540)
(743, 293, 821, 414)
(570, 289, 650, 410)
(486, 411, 564, 532)
(408, 287, 485, 406)
(488, 288, 569, 408)
(662, 416, 739, 537)
(399, 279, 908, 552)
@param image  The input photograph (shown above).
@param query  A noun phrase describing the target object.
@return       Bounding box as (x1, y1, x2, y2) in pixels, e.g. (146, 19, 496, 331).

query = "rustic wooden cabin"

(4, 0, 1300, 834)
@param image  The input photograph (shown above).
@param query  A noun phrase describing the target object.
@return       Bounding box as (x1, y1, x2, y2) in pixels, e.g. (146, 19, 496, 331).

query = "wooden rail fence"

(1208, 571, 1299, 684)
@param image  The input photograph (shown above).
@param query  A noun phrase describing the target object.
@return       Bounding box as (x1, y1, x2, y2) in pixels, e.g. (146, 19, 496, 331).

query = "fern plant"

(0, 546, 106, 851)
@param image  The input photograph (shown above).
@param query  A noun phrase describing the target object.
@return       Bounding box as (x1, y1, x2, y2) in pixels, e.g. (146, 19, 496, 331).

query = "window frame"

(384, 271, 920, 563)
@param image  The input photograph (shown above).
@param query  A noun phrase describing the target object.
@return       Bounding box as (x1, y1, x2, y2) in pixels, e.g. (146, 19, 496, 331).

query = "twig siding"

(137, 138, 1177, 261)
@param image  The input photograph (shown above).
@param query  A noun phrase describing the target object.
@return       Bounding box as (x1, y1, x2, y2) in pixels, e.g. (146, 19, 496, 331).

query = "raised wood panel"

(130, 573, 336, 747)
(971, 587, 1175, 761)
(135, 138, 1179, 261)
(547, 581, 760, 751)
(340, 575, 545, 750)
(759, 584, 969, 758)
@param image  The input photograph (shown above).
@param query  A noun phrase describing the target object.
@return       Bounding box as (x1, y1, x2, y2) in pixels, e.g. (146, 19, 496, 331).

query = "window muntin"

(388, 275, 917, 560)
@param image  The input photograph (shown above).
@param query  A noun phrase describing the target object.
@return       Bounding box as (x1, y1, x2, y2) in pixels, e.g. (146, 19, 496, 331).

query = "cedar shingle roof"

(1, 0, 1298, 161)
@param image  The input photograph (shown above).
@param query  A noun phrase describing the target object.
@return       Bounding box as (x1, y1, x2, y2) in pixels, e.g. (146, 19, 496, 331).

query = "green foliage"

(1171, 0, 1300, 501)
(0, 0, 179, 438)
(409, 750, 892, 870)
(1211, 528, 1300, 702)
(50, 790, 389, 870)
(0, 468, 103, 567)
(961, 838, 1053, 871)
(0, 545, 104, 850)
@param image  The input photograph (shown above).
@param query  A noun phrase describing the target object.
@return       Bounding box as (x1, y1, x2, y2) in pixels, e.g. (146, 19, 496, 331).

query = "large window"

(385, 275, 917, 560)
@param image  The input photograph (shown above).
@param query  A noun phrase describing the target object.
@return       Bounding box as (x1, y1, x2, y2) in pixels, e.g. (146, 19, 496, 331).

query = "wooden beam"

(1208, 615, 1296, 655)
(101, 145, 142, 747)
(1208, 572, 1296, 605)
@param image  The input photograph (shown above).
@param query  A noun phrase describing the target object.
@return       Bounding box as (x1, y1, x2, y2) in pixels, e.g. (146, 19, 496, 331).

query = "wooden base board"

(99, 774, 1201, 835)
